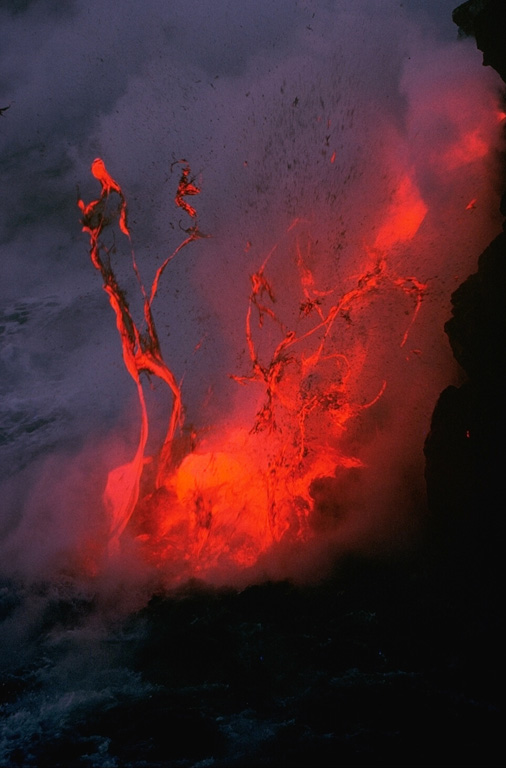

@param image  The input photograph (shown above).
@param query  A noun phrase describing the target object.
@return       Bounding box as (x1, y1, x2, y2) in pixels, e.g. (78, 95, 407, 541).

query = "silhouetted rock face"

(453, 0, 506, 81)
(445, 232, 506, 383)
(424, 5, 506, 578)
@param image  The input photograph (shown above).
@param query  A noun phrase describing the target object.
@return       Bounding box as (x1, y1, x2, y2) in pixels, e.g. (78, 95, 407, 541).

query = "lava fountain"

(1, 1, 503, 590)
(77, 138, 475, 585)
(36, 3, 499, 589)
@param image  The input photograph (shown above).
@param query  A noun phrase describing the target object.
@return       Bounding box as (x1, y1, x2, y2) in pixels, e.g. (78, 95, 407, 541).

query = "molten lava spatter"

(80, 160, 429, 579)
(79, 159, 203, 548)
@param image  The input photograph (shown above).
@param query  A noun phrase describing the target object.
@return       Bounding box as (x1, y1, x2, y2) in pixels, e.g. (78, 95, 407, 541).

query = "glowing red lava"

(79, 158, 429, 580)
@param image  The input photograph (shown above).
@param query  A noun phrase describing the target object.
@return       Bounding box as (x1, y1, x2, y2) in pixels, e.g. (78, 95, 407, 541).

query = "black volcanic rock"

(453, 0, 506, 82)
(445, 232, 506, 383)
(424, 5, 506, 598)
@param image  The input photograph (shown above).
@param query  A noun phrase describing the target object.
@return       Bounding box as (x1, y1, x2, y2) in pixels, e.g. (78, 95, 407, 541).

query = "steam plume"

(0, 0, 503, 590)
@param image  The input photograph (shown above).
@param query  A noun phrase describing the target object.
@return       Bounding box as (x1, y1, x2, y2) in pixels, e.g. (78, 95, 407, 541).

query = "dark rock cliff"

(453, 0, 506, 81)
(424, 0, 506, 587)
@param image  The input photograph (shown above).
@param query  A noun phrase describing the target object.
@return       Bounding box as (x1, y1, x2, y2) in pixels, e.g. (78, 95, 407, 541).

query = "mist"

(0, 0, 504, 592)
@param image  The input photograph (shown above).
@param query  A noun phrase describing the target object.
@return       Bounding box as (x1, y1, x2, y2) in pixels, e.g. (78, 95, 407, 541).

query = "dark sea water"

(1, 554, 502, 768)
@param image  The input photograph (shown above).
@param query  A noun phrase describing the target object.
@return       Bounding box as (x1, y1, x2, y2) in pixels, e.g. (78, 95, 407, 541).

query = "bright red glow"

(373, 174, 427, 250)
(78, 159, 204, 549)
(79, 160, 432, 580)
(441, 128, 489, 170)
